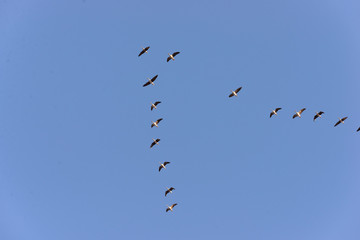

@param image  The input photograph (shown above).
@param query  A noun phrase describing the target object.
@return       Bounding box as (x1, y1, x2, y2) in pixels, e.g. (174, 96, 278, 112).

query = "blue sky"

(1, 0, 360, 239)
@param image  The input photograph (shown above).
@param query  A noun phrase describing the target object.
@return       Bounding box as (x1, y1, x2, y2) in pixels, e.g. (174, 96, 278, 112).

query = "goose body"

(313, 111, 324, 121)
(159, 161, 170, 172)
(151, 118, 163, 128)
(165, 187, 175, 197)
(143, 75, 158, 87)
(166, 203, 178, 212)
(229, 87, 242, 98)
(293, 108, 306, 119)
(270, 108, 282, 118)
(167, 52, 180, 62)
(138, 46, 150, 57)
(334, 117, 348, 127)
(151, 101, 161, 111)
(150, 138, 160, 148)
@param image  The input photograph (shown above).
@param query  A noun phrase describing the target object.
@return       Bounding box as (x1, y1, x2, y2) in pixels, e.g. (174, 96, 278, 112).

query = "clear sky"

(1, 0, 360, 239)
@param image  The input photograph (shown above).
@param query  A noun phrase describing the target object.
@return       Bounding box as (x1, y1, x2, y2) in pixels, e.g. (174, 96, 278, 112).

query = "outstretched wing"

(138, 49, 145, 57)
(150, 142, 156, 148)
(342, 117, 348, 122)
(151, 75, 158, 82)
(275, 108, 282, 112)
(154, 101, 161, 105)
(270, 112, 274, 118)
(165, 190, 170, 196)
(143, 81, 150, 87)
(299, 108, 306, 114)
(292, 114, 298, 119)
(313, 114, 318, 121)
(229, 92, 234, 98)
(164, 161, 170, 166)
(172, 52, 180, 57)
(159, 166, 163, 172)
(334, 120, 341, 127)
(235, 87, 242, 93)
(357, 127, 360, 132)
(167, 56, 171, 62)
(157, 118, 163, 123)
(172, 203, 178, 208)
(166, 208, 170, 212)
(319, 111, 324, 115)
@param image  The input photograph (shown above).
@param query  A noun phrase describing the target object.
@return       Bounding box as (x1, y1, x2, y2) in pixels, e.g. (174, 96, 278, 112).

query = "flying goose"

(151, 118, 163, 128)
(229, 87, 242, 98)
(138, 46, 150, 57)
(150, 138, 160, 148)
(165, 187, 175, 197)
(293, 108, 306, 119)
(159, 161, 170, 172)
(167, 52, 180, 62)
(151, 101, 161, 111)
(313, 111, 324, 121)
(143, 75, 158, 87)
(334, 117, 348, 127)
(166, 203, 177, 212)
(270, 108, 282, 118)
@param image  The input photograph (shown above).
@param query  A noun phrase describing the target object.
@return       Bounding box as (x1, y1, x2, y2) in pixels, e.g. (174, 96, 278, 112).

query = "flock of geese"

(139, 45, 359, 213)
(229, 87, 359, 130)
(139, 46, 180, 213)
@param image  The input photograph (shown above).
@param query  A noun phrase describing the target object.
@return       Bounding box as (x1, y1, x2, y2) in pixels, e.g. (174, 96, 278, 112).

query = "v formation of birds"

(139, 46, 359, 213)
(139, 46, 180, 213)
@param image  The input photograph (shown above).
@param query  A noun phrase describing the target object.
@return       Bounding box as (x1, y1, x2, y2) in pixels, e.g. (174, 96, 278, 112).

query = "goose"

(151, 118, 163, 128)
(229, 87, 242, 98)
(143, 75, 158, 87)
(334, 117, 348, 127)
(293, 108, 306, 119)
(165, 187, 175, 197)
(167, 52, 180, 62)
(150, 138, 160, 148)
(270, 108, 282, 118)
(138, 46, 150, 57)
(166, 203, 177, 212)
(159, 161, 170, 172)
(313, 111, 324, 121)
(151, 101, 161, 111)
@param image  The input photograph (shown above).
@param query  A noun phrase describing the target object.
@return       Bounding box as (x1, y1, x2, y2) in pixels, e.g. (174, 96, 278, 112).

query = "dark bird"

(270, 108, 282, 118)
(167, 52, 180, 62)
(166, 203, 177, 212)
(151, 118, 163, 128)
(143, 75, 158, 87)
(313, 111, 324, 121)
(334, 117, 348, 127)
(138, 46, 150, 57)
(229, 87, 242, 98)
(165, 187, 175, 197)
(293, 108, 306, 119)
(150, 138, 160, 148)
(159, 161, 170, 172)
(151, 101, 161, 111)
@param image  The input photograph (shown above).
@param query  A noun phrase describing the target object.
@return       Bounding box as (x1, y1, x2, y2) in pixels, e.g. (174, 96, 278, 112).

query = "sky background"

(1, 0, 360, 239)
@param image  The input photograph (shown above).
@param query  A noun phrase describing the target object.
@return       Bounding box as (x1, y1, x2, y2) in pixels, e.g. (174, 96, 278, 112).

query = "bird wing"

(138, 49, 145, 57)
(155, 101, 161, 105)
(167, 56, 171, 62)
(159, 166, 163, 172)
(270, 112, 274, 118)
(156, 138, 160, 142)
(172, 52, 180, 57)
(299, 108, 306, 114)
(150, 142, 156, 148)
(275, 108, 282, 112)
(166, 208, 170, 212)
(143, 81, 150, 87)
(169, 187, 175, 191)
(334, 121, 341, 127)
(151, 105, 154, 111)
(313, 114, 318, 121)
(229, 92, 234, 98)
(157, 118, 163, 123)
(235, 87, 242, 93)
(165, 190, 169, 196)
(172, 203, 177, 208)
(145, 46, 150, 51)
(357, 127, 360, 132)
(319, 111, 324, 115)
(292, 114, 297, 119)
(342, 117, 348, 121)
(151, 123, 155, 128)
(164, 161, 170, 166)
(151, 75, 158, 82)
